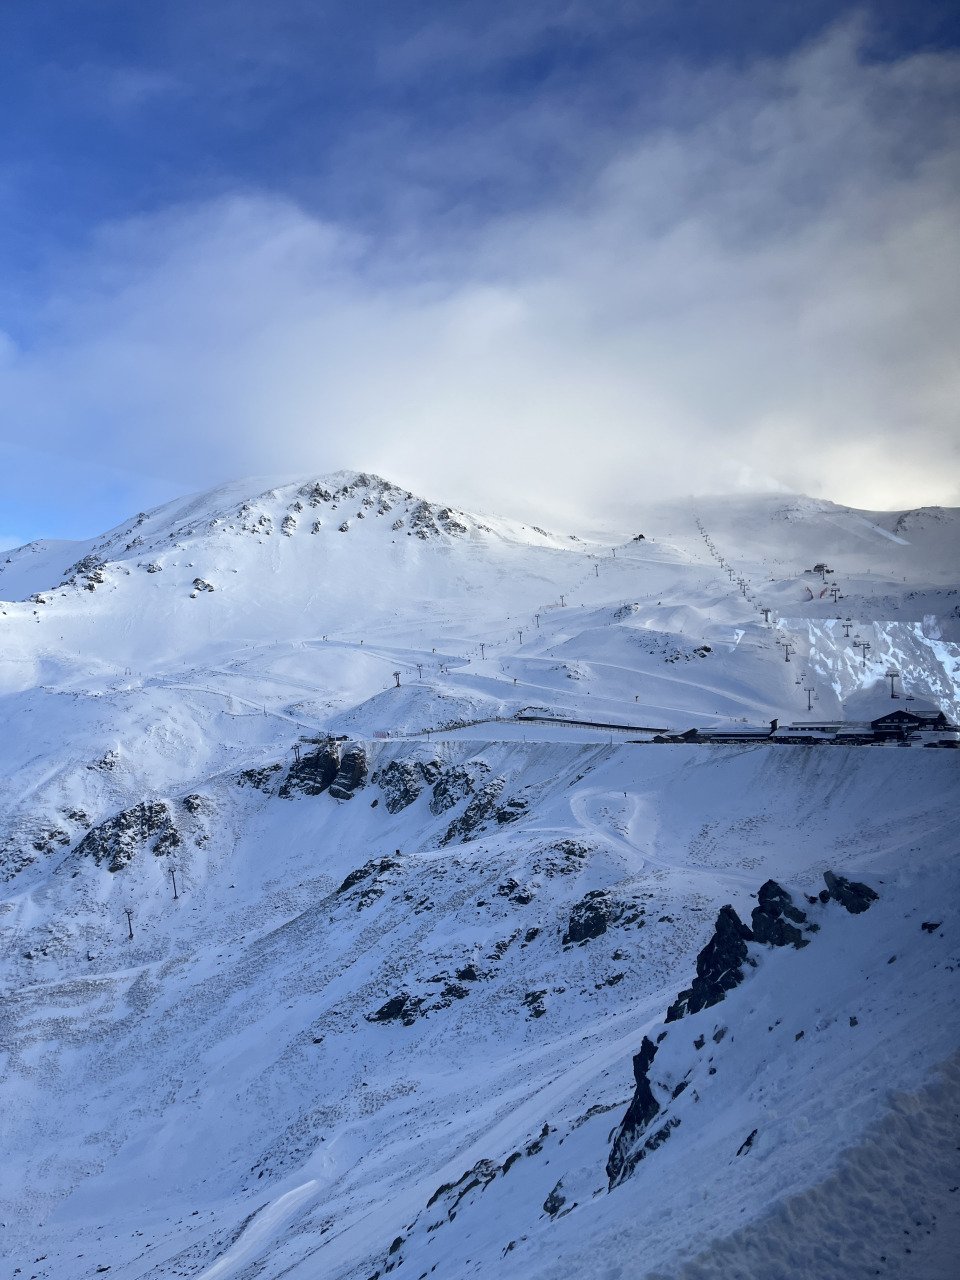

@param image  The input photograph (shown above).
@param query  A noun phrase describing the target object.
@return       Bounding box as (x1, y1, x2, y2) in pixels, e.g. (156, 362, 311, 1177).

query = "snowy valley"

(1, 471, 958, 1280)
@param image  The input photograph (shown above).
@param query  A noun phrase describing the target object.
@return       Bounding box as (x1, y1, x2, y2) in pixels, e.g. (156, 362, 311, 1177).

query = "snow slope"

(1, 472, 958, 1280)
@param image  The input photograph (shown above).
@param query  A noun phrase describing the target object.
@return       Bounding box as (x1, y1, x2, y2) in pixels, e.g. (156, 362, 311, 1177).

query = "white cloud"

(1, 23, 958, 527)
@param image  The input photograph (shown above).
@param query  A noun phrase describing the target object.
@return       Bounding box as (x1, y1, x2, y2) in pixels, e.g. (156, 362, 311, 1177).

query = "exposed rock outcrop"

(561, 890, 643, 945)
(750, 879, 810, 948)
(665, 904, 754, 1022)
(278, 742, 340, 798)
(236, 763, 282, 791)
(821, 870, 879, 914)
(329, 743, 368, 800)
(494, 796, 528, 825)
(0, 820, 76, 880)
(608, 875, 879, 1187)
(374, 758, 441, 813)
(75, 801, 180, 872)
(60, 553, 106, 590)
(430, 764, 482, 815)
(606, 1036, 663, 1185)
(542, 1180, 566, 1217)
(337, 856, 401, 908)
(441, 776, 506, 844)
(366, 992, 423, 1026)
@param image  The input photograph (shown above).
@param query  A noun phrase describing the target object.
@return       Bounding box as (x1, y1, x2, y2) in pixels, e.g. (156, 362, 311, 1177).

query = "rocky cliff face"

(328, 743, 368, 800)
(74, 800, 181, 872)
(607, 872, 879, 1187)
(278, 741, 342, 797)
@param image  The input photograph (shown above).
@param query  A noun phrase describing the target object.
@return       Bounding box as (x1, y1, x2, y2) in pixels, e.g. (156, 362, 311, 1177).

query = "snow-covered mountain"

(2, 471, 959, 1280)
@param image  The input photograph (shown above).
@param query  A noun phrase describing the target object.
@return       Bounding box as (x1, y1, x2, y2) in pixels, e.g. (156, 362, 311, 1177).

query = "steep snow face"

(3, 743, 958, 1280)
(0, 470, 589, 694)
(1, 474, 958, 1280)
(0, 469, 571, 603)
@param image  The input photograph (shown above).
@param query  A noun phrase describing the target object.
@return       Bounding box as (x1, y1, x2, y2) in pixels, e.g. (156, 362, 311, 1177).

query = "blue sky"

(1, 1, 959, 546)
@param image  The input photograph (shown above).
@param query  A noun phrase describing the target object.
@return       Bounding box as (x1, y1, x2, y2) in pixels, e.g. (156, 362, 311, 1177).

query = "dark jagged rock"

(607, 874, 882, 1188)
(191, 577, 215, 593)
(427, 1158, 500, 1214)
(337, 857, 401, 905)
(374, 759, 441, 813)
(408, 501, 440, 539)
(542, 1181, 566, 1217)
(441, 776, 506, 845)
(736, 1128, 758, 1156)
(278, 742, 340, 798)
(60, 553, 106, 590)
(665, 905, 754, 1022)
(529, 838, 592, 878)
(436, 506, 468, 534)
(236, 763, 282, 791)
(298, 481, 333, 506)
(499, 878, 535, 905)
(329, 744, 368, 800)
(750, 880, 810, 949)
(179, 793, 205, 816)
(494, 797, 527, 824)
(75, 801, 179, 873)
(366, 993, 423, 1026)
(31, 825, 70, 854)
(823, 870, 879, 914)
(522, 990, 547, 1019)
(429, 764, 482, 815)
(606, 1036, 662, 1185)
(561, 890, 639, 945)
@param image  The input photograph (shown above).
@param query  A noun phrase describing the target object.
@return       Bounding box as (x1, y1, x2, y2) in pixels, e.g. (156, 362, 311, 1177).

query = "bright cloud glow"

(0, 17, 958, 535)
